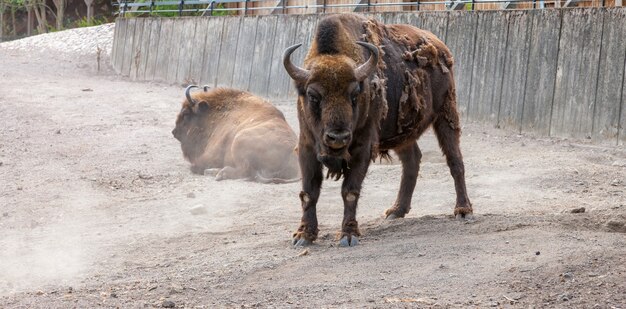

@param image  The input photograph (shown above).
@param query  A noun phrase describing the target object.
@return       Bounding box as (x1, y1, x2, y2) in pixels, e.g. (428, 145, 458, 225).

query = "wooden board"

(216, 16, 243, 87)
(419, 11, 448, 42)
(521, 9, 561, 136)
(267, 14, 299, 99)
(144, 18, 162, 81)
(468, 11, 508, 123)
(249, 15, 278, 97)
(287, 14, 319, 98)
(593, 8, 626, 142)
(175, 18, 199, 85)
(231, 16, 259, 90)
(188, 18, 209, 86)
(497, 11, 532, 132)
(165, 19, 186, 83)
(154, 18, 174, 82)
(199, 17, 225, 87)
(551, 9, 604, 138)
(445, 11, 478, 119)
(129, 18, 144, 80)
(136, 18, 153, 80)
(121, 18, 136, 77)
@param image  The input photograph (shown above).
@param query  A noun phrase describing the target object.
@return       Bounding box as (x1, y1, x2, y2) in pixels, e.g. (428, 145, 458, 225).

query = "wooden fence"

(111, 8, 626, 144)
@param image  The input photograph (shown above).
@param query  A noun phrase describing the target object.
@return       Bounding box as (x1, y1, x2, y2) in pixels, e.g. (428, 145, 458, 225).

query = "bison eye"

(307, 93, 320, 105)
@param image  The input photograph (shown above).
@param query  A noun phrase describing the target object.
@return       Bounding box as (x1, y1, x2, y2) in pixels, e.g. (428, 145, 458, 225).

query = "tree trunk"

(52, 0, 65, 30)
(85, 0, 94, 23)
(27, 7, 32, 35)
(0, 2, 5, 41)
(31, 0, 48, 34)
(10, 6, 16, 36)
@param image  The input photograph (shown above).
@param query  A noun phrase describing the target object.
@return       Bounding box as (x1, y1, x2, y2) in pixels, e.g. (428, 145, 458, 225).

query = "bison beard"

(284, 13, 473, 247)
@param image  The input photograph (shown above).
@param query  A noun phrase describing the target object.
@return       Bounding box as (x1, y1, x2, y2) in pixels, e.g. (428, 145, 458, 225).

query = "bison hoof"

(339, 235, 359, 247)
(204, 168, 221, 177)
(455, 213, 475, 221)
(385, 213, 400, 220)
(292, 238, 312, 247)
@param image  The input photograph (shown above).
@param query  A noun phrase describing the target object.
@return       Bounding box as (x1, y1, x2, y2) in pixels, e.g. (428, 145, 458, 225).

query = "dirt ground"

(0, 45, 625, 309)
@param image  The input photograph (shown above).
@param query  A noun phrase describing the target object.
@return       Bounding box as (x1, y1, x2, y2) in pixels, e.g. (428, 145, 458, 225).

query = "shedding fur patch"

(397, 70, 426, 134)
(443, 88, 461, 130)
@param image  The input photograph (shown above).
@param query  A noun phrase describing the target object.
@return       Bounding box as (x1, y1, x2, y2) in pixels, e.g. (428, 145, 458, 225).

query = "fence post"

(416, 0, 420, 11)
(150, 0, 154, 14)
(178, 0, 184, 16)
(210, 1, 214, 15)
(367, 0, 371, 12)
(244, 0, 248, 15)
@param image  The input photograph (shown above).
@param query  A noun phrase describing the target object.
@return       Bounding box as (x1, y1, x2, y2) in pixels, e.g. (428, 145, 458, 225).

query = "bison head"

(172, 85, 211, 162)
(283, 42, 379, 177)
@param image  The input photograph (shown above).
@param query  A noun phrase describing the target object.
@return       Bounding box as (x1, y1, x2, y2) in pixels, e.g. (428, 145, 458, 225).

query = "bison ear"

(197, 101, 210, 113)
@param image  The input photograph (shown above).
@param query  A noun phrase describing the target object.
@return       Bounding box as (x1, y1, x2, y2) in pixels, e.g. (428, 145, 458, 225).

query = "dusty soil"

(1, 42, 625, 308)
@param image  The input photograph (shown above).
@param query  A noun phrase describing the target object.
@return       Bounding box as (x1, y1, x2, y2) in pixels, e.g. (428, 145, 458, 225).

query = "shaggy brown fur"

(172, 87, 300, 183)
(284, 13, 473, 246)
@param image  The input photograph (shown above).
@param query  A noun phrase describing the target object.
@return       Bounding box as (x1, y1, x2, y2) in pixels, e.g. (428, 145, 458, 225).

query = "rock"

(535, 251, 541, 256)
(298, 248, 309, 256)
(162, 300, 175, 308)
(189, 205, 207, 215)
(611, 160, 626, 167)
(562, 272, 573, 280)
(186, 192, 196, 198)
(570, 207, 585, 214)
(559, 293, 572, 301)
(55, 129, 61, 134)
(606, 220, 626, 233)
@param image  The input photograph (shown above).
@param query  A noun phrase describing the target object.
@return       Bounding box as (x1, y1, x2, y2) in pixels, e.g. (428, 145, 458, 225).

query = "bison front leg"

(338, 147, 371, 247)
(293, 144, 323, 247)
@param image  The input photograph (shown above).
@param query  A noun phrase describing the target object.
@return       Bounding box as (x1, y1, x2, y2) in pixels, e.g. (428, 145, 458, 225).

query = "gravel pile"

(0, 23, 115, 57)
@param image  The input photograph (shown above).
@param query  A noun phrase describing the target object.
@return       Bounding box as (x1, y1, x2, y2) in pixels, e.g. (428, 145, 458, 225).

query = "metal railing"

(112, 0, 617, 16)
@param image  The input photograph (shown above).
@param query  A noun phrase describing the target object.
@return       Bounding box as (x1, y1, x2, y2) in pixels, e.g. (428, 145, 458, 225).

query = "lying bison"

(283, 13, 473, 246)
(172, 86, 300, 183)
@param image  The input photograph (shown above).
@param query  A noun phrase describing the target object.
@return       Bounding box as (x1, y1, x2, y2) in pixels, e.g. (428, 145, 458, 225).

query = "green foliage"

(75, 16, 107, 28)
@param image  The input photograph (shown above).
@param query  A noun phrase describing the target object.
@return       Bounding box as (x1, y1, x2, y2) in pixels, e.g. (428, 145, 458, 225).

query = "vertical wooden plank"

(522, 9, 561, 136)
(188, 18, 209, 86)
(287, 14, 318, 98)
(497, 11, 532, 131)
(551, 9, 604, 138)
(232, 16, 259, 90)
(249, 15, 278, 97)
(419, 11, 449, 42)
(111, 18, 122, 73)
(593, 9, 626, 142)
(154, 18, 174, 82)
(200, 17, 225, 87)
(175, 18, 199, 85)
(144, 18, 162, 81)
(468, 11, 508, 124)
(216, 16, 242, 87)
(267, 14, 298, 99)
(404, 12, 423, 29)
(166, 18, 186, 83)
(446, 11, 478, 119)
(129, 18, 144, 80)
(136, 18, 153, 80)
(121, 18, 136, 77)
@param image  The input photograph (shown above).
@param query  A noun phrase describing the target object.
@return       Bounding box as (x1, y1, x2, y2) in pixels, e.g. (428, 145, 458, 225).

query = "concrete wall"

(111, 8, 626, 145)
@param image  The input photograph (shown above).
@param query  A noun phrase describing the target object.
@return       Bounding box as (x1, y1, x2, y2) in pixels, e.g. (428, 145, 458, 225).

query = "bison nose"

(324, 130, 351, 149)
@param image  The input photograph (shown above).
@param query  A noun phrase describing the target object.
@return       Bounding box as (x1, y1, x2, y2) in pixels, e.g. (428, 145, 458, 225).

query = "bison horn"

(283, 43, 310, 83)
(185, 85, 199, 106)
(354, 41, 379, 82)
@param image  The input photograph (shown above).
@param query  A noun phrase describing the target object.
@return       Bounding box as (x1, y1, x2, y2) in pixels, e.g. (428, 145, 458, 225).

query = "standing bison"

(283, 13, 472, 246)
(172, 86, 300, 183)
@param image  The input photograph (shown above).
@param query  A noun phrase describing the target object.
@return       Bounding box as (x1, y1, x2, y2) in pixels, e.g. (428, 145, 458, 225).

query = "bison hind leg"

(215, 166, 251, 181)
